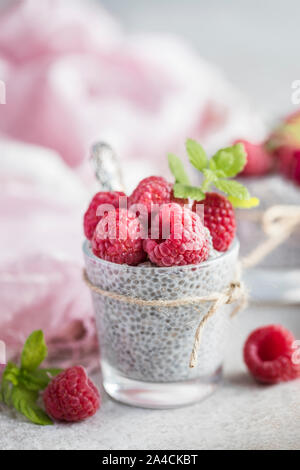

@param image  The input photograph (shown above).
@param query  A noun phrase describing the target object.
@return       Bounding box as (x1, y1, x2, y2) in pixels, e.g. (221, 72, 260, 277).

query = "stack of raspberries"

(84, 176, 236, 267)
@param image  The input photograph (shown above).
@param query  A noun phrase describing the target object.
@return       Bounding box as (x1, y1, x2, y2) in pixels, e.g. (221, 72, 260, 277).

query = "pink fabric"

(0, 139, 97, 363)
(0, 0, 263, 175)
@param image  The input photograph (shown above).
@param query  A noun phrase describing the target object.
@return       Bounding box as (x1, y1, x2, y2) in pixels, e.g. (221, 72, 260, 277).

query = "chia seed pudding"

(83, 238, 239, 383)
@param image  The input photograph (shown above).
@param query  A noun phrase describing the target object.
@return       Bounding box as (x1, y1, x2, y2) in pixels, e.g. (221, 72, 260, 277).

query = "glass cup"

(83, 239, 239, 408)
(237, 175, 300, 304)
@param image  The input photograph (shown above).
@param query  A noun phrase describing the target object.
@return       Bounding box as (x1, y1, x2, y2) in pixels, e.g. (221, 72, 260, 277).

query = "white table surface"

(1, 304, 299, 450)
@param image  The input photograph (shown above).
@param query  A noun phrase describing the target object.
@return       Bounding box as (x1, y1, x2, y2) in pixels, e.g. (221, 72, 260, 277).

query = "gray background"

(101, 0, 299, 116)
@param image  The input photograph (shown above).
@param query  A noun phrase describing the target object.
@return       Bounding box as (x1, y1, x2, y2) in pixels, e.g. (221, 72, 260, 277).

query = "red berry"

(84, 191, 126, 240)
(143, 203, 209, 267)
(274, 146, 296, 178)
(274, 146, 300, 185)
(243, 325, 300, 384)
(129, 176, 187, 214)
(290, 149, 300, 185)
(43, 366, 100, 422)
(193, 192, 236, 252)
(92, 208, 146, 265)
(234, 139, 273, 176)
(266, 111, 300, 182)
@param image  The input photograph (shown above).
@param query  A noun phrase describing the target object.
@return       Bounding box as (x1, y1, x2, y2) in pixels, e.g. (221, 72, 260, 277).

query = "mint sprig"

(169, 139, 259, 208)
(11, 386, 53, 426)
(21, 330, 47, 372)
(0, 330, 62, 425)
(186, 139, 207, 171)
(167, 153, 190, 185)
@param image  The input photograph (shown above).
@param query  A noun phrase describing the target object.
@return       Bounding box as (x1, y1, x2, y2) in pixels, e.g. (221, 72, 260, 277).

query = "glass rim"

(83, 238, 240, 272)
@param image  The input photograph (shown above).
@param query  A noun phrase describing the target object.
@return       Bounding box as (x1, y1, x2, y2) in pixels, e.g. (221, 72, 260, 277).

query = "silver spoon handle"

(90, 142, 125, 192)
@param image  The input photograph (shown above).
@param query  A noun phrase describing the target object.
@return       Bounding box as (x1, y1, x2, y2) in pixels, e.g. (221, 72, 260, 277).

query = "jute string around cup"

(83, 204, 300, 368)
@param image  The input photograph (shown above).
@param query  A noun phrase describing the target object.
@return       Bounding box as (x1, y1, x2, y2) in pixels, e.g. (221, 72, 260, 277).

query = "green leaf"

(186, 139, 207, 171)
(2, 362, 20, 386)
(1, 362, 20, 405)
(168, 154, 191, 185)
(21, 330, 47, 372)
(173, 183, 205, 201)
(211, 143, 246, 177)
(215, 179, 250, 200)
(201, 168, 218, 192)
(228, 196, 260, 208)
(1, 378, 12, 406)
(11, 386, 53, 426)
(19, 368, 62, 391)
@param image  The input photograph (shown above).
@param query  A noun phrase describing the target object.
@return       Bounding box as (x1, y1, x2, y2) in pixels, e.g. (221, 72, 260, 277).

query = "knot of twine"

(84, 204, 300, 369)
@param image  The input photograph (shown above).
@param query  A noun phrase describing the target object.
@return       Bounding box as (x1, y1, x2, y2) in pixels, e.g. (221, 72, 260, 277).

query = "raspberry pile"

(235, 110, 300, 185)
(43, 366, 100, 422)
(83, 175, 237, 266)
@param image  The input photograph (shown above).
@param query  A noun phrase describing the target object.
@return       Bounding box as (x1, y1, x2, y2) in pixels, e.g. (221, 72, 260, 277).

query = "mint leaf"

(186, 139, 207, 171)
(228, 196, 260, 208)
(1, 362, 20, 405)
(2, 362, 19, 386)
(168, 154, 190, 185)
(173, 183, 205, 201)
(21, 330, 47, 372)
(201, 168, 218, 192)
(215, 179, 250, 200)
(1, 378, 12, 405)
(11, 386, 53, 426)
(20, 368, 62, 391)
(211, 143, 246, 178)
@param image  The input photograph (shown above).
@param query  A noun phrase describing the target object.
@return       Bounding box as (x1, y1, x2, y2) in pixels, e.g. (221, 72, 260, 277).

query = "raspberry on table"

(243, 325, 300, 384)
(43, 366, 100, 422)
(92, 208, 147, 265)
(234, 139, 274, 177)
(143, 203, 210, 267)
(129, 176, 187, 214)
(84, 191, 126, 240)
(193, 192, 236, 252)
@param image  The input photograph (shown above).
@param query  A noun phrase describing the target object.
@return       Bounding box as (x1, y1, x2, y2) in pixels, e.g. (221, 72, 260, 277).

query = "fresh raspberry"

(92, 208, 146, 265)
(84, 191, 126, 240)
(266, 111, 300, 183)
(290, 150, 300, 185)
(274, 146, 299, 179)
(143, 203, 209, 267)
(243, 325, 300, 384)
(129, 176, 187, 214)
(234, 139, 273, 176)
(43, 366, 100, 422)
(193, 192, 236, 252)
